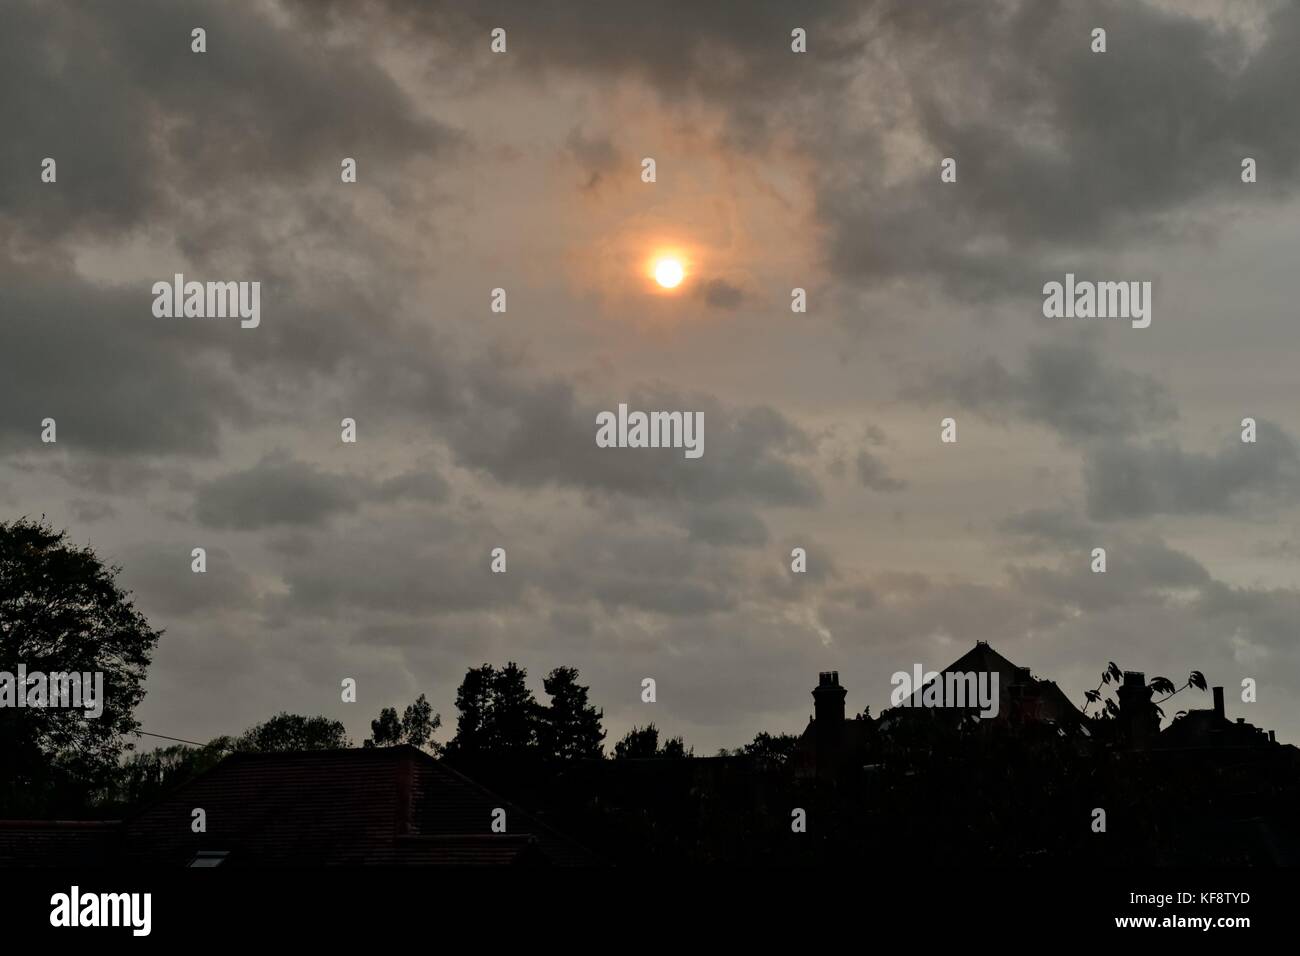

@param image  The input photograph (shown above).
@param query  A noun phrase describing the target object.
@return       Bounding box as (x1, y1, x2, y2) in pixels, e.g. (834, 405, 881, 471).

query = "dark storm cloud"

(297, 0, 863, 139)
(195, 452, 361, 530)
(903, 340, 1176, 441)
(820, 0, 1300, 297)
(1083, 421, 1300, 521)
(448, 376, 822, 507)
(0, 256, 250, 457)
(276, 0, 1300, 299)
(193, 451, 453, 529)
(0, 0, 450, 244)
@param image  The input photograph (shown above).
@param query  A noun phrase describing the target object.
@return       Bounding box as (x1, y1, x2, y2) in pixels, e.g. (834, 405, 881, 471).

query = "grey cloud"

(998, 507, 1094, 551)
(695, 278, 746, 310)
(566, 128, 621, 177)
(117, 544, 255, 618)
(0, 257, 251, 457)
(0, 0, 451, 245)
(194, 452, 454, 530)
(69, 498, 118, 524)
(375, 469, 452, 506)
(299, 0, 864, 145)
(855, 449, 905, 492)
(533, 524, 746, 618)
(1084, 421, 1300, 520)
(904, 340, 1176, 441)
(448, 376, 822, 507)
(682, 504, 769, 549)
(195, 452, 361, 530)
(815, 1, 1300, 299)
(1009, 536, 1212, 613)
(274, 514, 525, 617)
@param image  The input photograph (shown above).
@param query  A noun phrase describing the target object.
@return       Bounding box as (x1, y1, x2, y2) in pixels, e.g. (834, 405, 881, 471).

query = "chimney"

(1212, 686, 1225, 720)
(813, 671, 846, 726)
(811, 671, 847, 780)
(1117, 670, 1159, 748)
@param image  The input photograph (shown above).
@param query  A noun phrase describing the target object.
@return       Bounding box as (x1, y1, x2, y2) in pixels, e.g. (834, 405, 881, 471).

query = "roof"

(1157, 708, 1273, 750)
(121, 746, 597, 866)
(889, 641, 1083, 725)
(0, 820, 121, 867)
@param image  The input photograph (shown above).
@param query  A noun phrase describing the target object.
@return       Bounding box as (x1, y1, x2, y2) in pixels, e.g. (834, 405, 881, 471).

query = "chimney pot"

(813, 671, 847, 726)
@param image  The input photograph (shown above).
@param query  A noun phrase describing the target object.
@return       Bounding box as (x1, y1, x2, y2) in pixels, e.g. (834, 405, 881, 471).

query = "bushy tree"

(0, 517, 162, 815)
(446, 663, 607, 760)
(613, 723, 691, 759)
(365, 693, 442, 753)
(234, 712, 350, 752)
(538, 666, 605, 759)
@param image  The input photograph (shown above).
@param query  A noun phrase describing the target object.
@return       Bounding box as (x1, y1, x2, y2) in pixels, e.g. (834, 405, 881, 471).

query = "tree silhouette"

(612, 723, 692, 759)
(367, 707, 402, 748)
(538, 666, 605, 759)
(365, 693, 442, 753)
(235, 713, 350, 751)
(115, 738, 233, 809)
(737, 731, 800, 765)
(447, 664, 494, 758)
(491, 662, 538, 755)
(445, 662, 540, 759)
(0, 517, 162, 815)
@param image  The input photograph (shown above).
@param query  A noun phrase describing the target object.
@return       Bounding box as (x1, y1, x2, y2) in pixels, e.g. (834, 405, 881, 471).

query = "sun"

(653, 257, 685, 289)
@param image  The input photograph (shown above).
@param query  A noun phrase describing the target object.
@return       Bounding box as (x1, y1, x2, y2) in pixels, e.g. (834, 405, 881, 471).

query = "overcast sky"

(3, 0, 1299, 753)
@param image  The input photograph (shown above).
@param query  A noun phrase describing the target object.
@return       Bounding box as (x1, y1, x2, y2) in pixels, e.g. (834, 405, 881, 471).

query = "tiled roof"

(121, 746, 596, 866)
(0, 820, 121, 867)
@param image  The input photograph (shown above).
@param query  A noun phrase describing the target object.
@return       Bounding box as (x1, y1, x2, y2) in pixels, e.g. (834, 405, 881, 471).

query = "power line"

(133, 730, 207, 747)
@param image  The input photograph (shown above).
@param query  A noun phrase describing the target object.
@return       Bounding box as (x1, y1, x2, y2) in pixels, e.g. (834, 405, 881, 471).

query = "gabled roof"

(122, 745, 596, 866)
(889, 641, 1083, 724)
